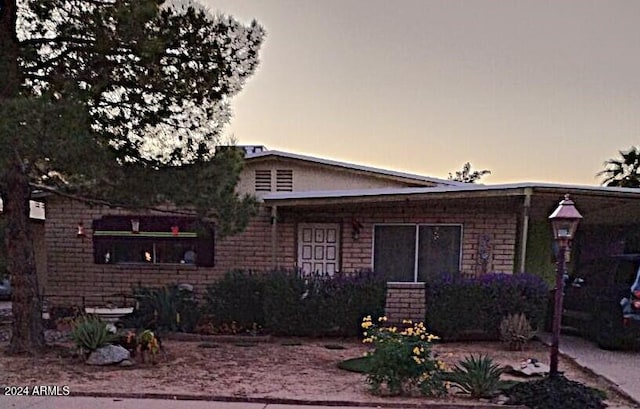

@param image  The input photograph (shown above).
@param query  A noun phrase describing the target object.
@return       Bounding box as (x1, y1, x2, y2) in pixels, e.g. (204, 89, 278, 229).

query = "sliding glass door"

(374, 224, 462, 282)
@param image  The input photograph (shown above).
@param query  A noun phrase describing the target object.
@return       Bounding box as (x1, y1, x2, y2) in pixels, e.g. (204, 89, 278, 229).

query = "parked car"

(0, 277, 10, 300)
(563, 254, 640, 350)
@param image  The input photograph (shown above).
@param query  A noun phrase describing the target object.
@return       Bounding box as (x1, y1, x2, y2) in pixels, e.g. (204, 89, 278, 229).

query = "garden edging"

(69, 390, 528, 409)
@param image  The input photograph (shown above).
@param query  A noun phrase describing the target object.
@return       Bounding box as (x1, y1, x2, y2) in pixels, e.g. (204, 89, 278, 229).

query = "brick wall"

(44, 197, 292, 306)
(44, 196, 518, 307)
(279, 199, 519, 276)
(384, 282, 425, 325)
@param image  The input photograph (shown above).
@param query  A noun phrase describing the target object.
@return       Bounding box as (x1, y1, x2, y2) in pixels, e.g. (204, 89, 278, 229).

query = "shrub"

(70, 315, 116, 355)
(362, 316, 447, 397)
(262, 269, 386, 336)
(124, 284, 200, 332)
(426, 273, 548, 341)
(203, 270, 265, 330)
(500, 313, 535, 351)
(443, 354, 511, 398)
(506, 375, 607, 409)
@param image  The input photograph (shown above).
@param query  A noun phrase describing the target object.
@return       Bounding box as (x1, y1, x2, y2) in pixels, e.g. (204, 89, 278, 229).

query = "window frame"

(92, 216, 214, 267)
(372, 223, 463, 282)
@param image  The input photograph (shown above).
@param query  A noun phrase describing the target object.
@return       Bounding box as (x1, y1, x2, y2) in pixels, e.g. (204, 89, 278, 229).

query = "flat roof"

(262, 182, 640, 205)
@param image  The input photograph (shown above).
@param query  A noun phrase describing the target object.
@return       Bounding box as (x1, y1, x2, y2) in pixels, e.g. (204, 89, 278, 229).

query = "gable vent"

(255, 170, 272, 192)
(276, 169, 293, 192)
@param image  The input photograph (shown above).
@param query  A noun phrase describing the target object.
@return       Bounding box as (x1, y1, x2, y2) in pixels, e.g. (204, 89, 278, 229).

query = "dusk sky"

(205, 0, 640, 185)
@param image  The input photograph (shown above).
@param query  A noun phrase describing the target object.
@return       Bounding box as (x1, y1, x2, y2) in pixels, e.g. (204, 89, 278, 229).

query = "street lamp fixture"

(548, 194, 582, 377)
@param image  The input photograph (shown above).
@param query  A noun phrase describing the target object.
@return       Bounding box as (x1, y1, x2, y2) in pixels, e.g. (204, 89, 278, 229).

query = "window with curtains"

(92, 216, 214, 266)
(373, 224, 462, 282)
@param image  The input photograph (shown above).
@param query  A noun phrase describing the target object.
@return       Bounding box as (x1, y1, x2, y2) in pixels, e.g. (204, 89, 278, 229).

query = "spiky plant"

(500, 313, 535, 351)
(444, 354, 511, 398)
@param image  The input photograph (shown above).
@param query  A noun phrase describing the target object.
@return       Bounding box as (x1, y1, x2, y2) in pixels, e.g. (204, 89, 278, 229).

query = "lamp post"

(548, 194, 582, 377)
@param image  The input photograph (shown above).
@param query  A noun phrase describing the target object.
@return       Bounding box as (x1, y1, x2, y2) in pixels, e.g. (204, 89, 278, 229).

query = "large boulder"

(86, 344, 130, 366)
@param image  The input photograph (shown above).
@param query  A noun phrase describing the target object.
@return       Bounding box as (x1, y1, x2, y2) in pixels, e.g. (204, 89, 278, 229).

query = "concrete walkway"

(539, 332, 640, 407)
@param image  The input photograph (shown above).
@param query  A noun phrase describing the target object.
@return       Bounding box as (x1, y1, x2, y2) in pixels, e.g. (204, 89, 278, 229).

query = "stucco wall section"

(237, 158, 429, 197)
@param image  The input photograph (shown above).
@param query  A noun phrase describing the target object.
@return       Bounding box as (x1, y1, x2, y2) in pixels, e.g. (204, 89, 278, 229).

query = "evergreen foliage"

(426, 273, 548, 341)
(0, 0, 264, 353)
(598, 146, 640, 187)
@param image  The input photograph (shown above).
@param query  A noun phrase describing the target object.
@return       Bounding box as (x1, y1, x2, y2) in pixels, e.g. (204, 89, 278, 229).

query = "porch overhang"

(262, 182, 640, 210)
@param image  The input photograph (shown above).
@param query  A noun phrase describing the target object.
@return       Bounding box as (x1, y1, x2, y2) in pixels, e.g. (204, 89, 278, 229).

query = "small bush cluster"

(361, 316, 447, 397)
(500, 313, 535, 350)
(426, 273, 548, 341)
(203, 270, 265, 331)
(262, 270, 386, 336)
(203, 269, 385, 337)
(125, 269, 385, 337)
(123, 284, 200, 333)
(506, 375, 607, 409)
(108, 329, 163, 365)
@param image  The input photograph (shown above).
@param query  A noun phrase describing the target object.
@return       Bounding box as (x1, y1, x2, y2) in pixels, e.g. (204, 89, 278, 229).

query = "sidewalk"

(538, 332, 640, 407)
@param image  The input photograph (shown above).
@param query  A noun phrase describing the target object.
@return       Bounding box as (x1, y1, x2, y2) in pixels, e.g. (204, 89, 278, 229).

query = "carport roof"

(262, 182, 640, 206)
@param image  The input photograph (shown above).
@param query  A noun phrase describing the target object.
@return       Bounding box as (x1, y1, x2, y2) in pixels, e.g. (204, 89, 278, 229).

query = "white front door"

(298, 223, 340, 275)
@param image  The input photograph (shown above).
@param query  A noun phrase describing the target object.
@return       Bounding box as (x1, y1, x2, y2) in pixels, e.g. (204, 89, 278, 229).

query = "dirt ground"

(1, 334, 637, 408)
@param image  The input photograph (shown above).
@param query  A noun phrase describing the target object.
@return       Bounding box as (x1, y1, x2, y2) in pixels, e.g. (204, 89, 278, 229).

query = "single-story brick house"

(38, 147, 640, 319)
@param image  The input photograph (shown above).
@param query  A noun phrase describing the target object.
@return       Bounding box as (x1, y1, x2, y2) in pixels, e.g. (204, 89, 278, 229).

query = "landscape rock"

(87, 344, 130, 366)
(119, 359, 135, 367)
(504, 358, 549, 377)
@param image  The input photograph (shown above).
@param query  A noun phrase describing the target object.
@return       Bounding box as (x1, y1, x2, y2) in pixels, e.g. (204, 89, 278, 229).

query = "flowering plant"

(361, 316, 447, 396)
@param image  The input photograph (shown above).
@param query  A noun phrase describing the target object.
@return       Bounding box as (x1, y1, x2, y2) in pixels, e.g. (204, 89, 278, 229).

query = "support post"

(270, 206, 278, 268)
(549, 242, 566, 377)
(519, 188, 532, 273)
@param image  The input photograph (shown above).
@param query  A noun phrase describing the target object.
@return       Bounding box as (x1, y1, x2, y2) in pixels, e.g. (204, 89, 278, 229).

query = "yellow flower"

(412, 346, 421, 355)
(413, 356, 421, 364)
(402, 319, 413, 324)
(378, 316, 387, 322)
(361, 321, 373, 329)
(362, 337, 374, 343)
(388, 327, 397, 333)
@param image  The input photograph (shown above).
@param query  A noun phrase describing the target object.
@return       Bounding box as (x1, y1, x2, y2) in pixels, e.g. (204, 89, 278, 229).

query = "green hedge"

(203, 270, 265, 329)
(204, 269, 386, 337)
(426, 273, 549, 341)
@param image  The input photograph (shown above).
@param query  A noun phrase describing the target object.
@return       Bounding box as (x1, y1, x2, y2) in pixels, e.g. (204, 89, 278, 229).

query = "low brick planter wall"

(384, 282, 426, 325)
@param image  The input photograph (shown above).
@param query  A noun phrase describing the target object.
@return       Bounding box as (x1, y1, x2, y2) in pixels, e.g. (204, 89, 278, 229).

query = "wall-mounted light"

(77, 222, 85, 237)
(131, 218, 140, 233)
(351, 219, 363, 240)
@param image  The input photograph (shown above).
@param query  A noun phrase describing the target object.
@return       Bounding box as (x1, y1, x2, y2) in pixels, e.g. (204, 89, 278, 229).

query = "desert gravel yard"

(0, 332, 637, 408)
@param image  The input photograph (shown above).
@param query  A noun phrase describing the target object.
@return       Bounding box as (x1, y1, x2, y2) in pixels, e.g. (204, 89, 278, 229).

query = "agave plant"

(70, 315, 117, 356)
(444, 354, 511, 398)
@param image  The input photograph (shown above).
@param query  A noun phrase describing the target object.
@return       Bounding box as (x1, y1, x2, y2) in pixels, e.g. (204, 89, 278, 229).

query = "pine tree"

(0, 0, 264, 354)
